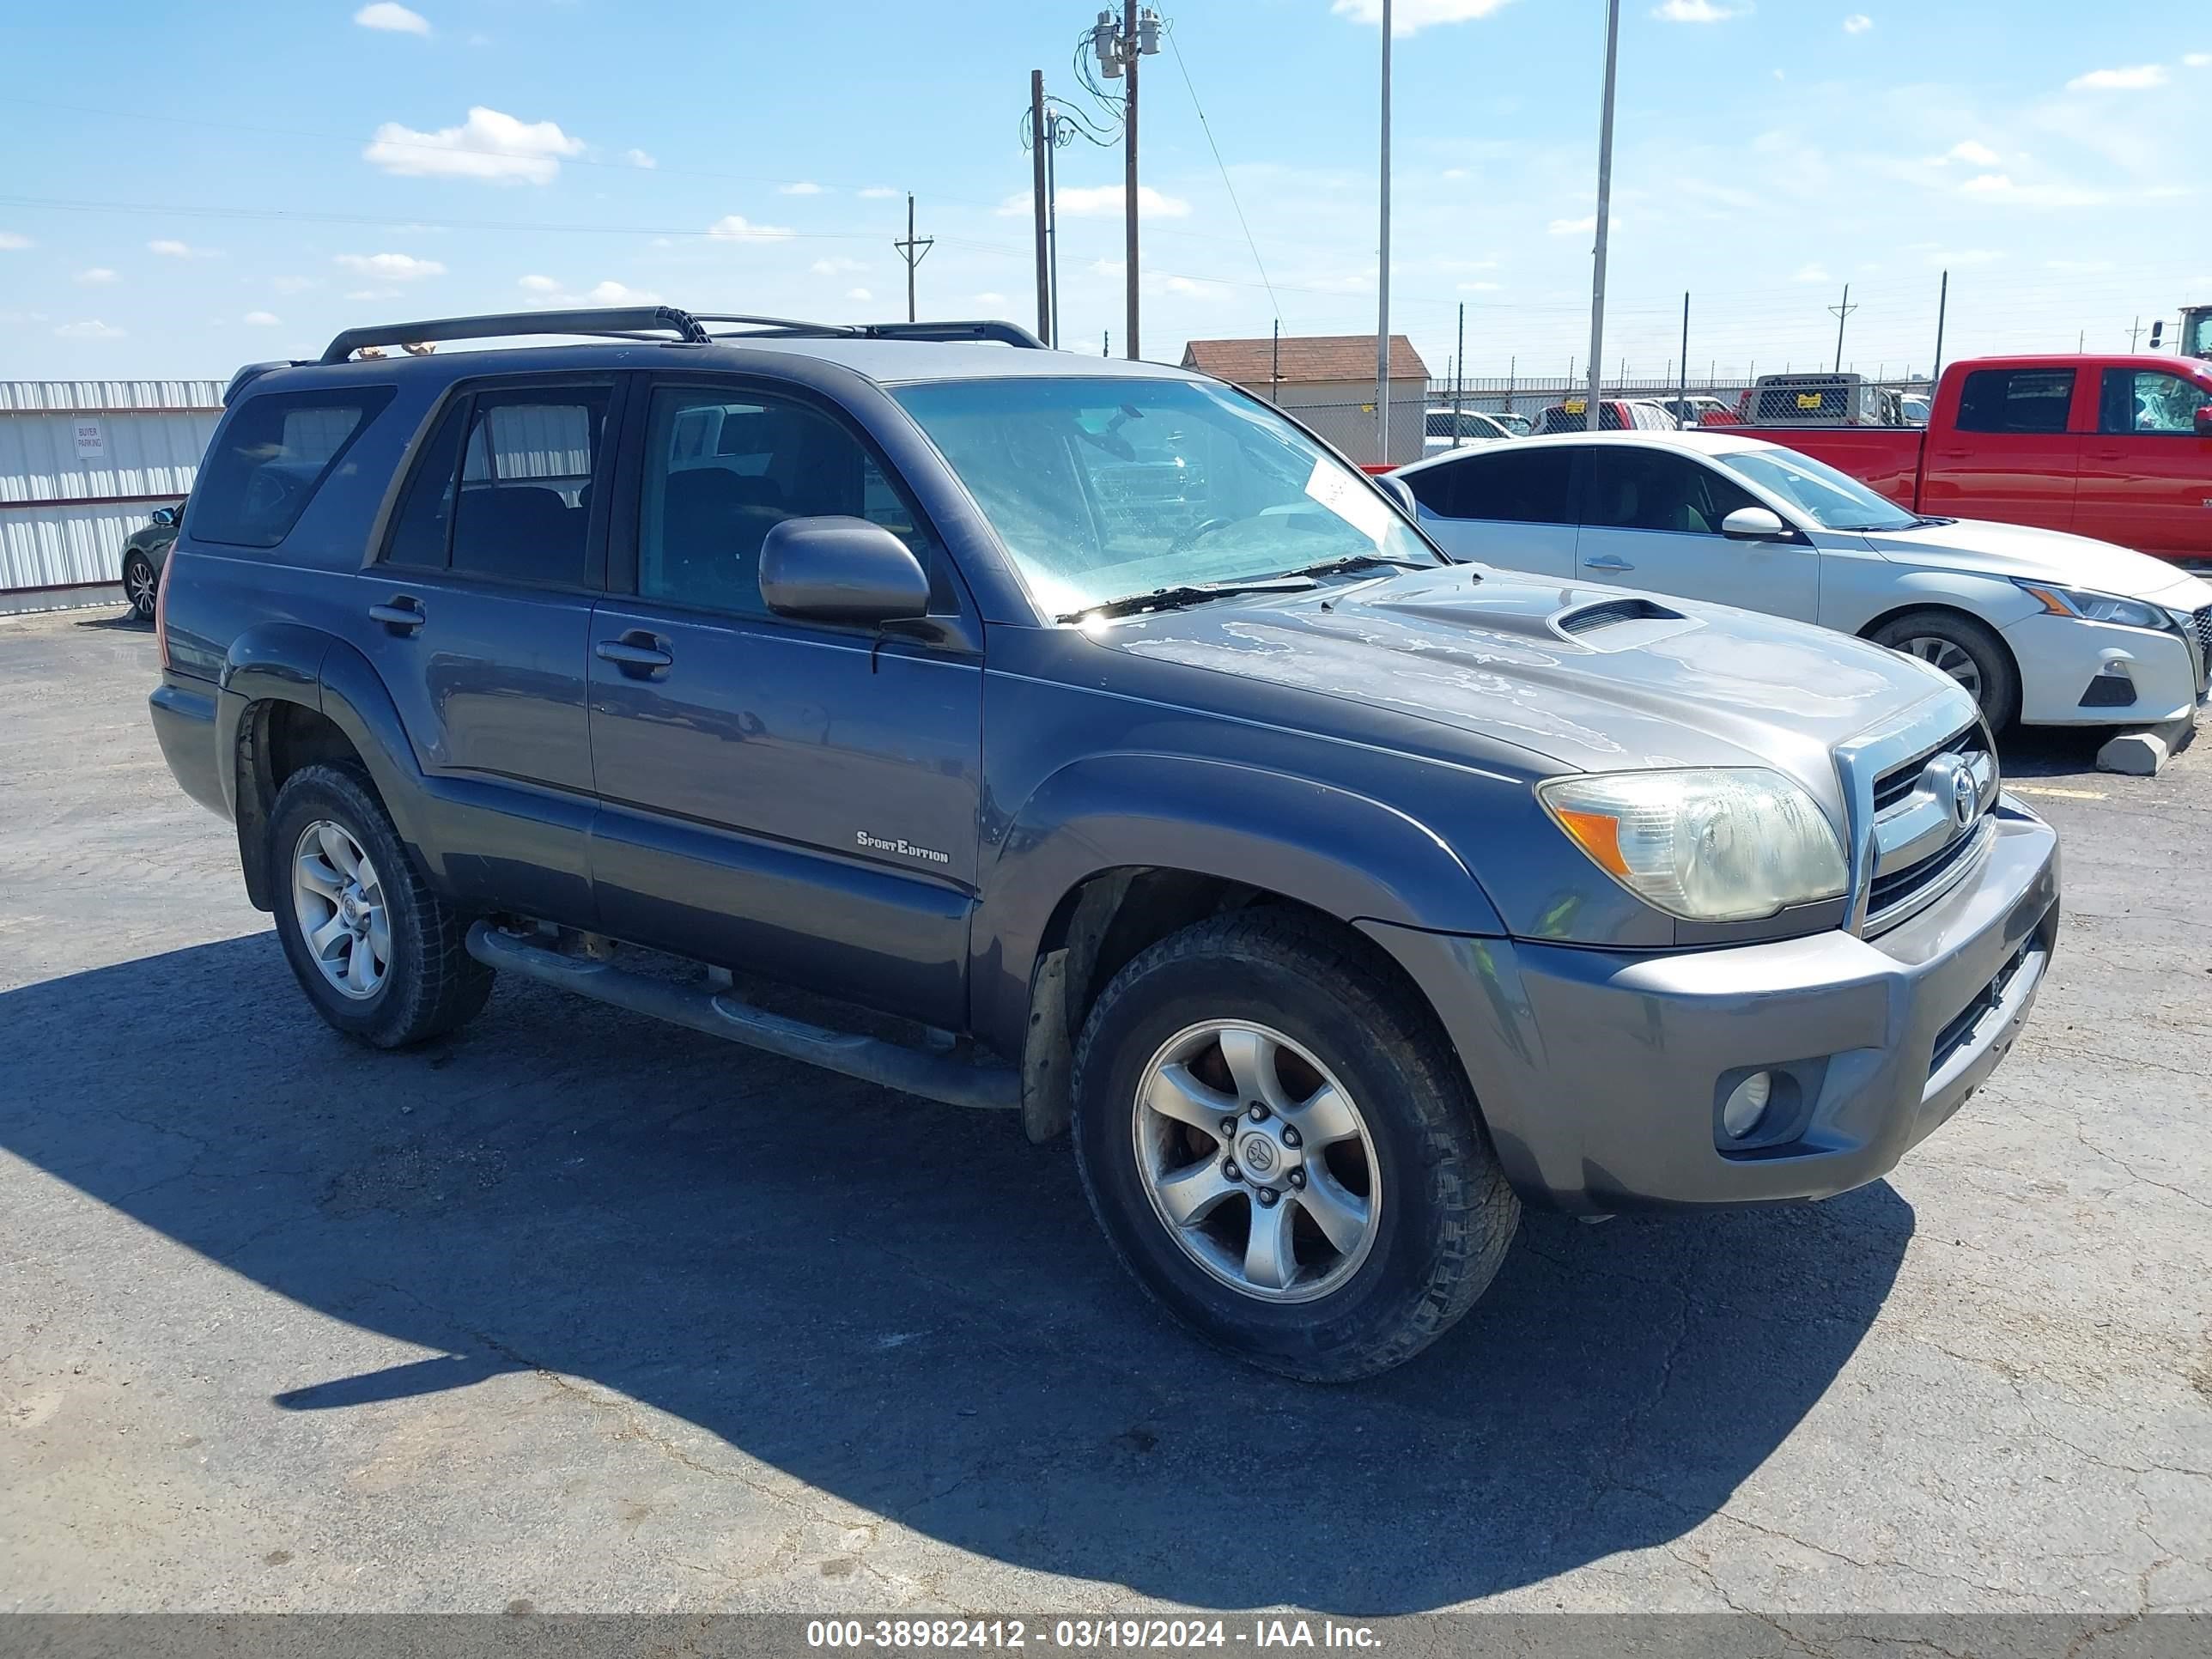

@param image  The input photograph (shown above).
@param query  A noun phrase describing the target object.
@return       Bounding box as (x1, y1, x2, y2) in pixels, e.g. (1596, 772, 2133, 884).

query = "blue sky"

(2, 0, 2204, 384)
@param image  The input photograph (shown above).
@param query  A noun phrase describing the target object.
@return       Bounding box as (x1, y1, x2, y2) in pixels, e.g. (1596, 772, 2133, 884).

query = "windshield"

(1712, 446, 1923, 532)
(893, 377, 1440, 617)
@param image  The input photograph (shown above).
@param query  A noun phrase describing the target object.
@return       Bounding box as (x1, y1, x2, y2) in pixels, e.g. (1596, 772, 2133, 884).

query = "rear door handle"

(595, 633, 673, 675)
(1582, 555, 1635, 572)
(368, 597, 425, 632)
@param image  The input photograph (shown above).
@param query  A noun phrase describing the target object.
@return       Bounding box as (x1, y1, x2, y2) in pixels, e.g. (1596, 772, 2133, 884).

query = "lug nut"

(1248, 1103, 1269, 1122)
(1220, 1118, 1240, 1140)
(1280, 1126, 1301, 1148)
(1222, 1160, 1241, 1182)
(1255, 1188, 1279, 1207)
(1289, 1169, 1306, 1189)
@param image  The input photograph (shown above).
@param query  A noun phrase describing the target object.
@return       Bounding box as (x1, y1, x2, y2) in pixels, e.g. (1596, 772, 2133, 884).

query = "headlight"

(1538, 769, 1848, 923)
(2015, 580, 2169, 630)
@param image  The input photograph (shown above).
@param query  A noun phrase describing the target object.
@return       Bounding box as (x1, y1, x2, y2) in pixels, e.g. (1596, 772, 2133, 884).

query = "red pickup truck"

(1761, 354, 2212, 570)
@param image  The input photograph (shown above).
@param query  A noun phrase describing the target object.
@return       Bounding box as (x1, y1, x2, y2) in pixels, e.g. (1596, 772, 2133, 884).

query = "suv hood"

(1100, 564, 1974, 788)
(1867, 516, 2212, 606)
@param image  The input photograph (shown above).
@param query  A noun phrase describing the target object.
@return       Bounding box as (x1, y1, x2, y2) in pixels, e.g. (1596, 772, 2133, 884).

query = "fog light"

(1722, 1071, 1774, 1139)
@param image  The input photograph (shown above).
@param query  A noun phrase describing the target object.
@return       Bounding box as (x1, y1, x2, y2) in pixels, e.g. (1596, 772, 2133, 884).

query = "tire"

(1869, 609, 2018, 733)
(268, 763, 492, 1048)
(1071, 908, 1519, 1382)
(123, 551, 158, 623)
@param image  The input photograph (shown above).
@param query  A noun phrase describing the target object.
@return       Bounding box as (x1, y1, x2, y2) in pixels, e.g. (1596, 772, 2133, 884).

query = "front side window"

(1403, 447, 1576, 525)
(191, 386, 393, 549)
(1583, 449, 1758, 534)
(636, 387, 932, 617)
(2100, 368, 2211, 435)
(1713, 446, 1920, 532)
(893, 377, 1439, 618)
(1954, 368, 2075, 434)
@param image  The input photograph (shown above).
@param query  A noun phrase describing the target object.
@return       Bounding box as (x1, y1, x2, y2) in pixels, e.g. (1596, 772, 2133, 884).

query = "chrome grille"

(1861, 719, 1998, 932)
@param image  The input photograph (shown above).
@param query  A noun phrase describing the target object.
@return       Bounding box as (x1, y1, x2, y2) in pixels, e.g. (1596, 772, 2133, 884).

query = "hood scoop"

(1554, 595, 1700, 651)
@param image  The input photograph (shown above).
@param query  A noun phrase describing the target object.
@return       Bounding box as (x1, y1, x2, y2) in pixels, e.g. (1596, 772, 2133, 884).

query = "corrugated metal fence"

(0, 380, 224, 594)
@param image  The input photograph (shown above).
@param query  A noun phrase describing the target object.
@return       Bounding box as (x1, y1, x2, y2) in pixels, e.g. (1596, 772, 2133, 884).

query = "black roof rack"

(702, 316, 1046, 349)
(319, 306, 711, 365)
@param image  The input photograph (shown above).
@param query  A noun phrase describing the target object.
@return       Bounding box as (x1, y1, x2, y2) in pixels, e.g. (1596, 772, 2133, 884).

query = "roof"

(1180, 334, 1429, 385)
(1392, 428, 1781, 477)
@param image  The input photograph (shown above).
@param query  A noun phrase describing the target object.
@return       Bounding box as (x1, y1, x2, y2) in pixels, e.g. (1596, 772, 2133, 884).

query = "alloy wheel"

(291, 819, 390, 1000)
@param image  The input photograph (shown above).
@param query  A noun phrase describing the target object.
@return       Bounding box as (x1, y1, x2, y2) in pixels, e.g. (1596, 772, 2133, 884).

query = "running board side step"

(465, 923, 1020, 1112)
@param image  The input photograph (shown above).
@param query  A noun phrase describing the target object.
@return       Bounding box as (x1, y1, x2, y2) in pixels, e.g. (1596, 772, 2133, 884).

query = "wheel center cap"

(1237, 1132, 1283, 1179)
(340, 894, 362, 926)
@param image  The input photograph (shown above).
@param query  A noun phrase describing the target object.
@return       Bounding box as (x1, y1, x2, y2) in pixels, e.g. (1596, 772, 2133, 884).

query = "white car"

(1423, 408, 1519, 452)
(1389, 429, 2212, 732)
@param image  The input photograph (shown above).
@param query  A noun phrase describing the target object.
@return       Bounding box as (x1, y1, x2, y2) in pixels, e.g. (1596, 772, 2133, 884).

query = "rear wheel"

(122, 551, 157, 623)
(1870, 609, 2018, 732)
(1071, 909, 1518, 1382)
(268, 763, 491, 1048)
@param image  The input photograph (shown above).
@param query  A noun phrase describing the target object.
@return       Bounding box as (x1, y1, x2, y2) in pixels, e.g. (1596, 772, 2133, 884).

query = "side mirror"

(149, 507, 177, 527)
(1375, 474, 1417, 514)
(2195, 404, 2212, 438)
(1721, 506, 1790, 542)
(758, 516, 930, 625)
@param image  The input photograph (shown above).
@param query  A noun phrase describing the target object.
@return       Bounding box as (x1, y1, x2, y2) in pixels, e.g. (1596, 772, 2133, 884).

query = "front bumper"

(1364, 796, 2060, 1216)
(2002, 611, 2201, 726)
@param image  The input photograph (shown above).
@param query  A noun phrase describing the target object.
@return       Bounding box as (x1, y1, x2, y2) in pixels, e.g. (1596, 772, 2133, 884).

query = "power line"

(1161, 19, 1280, 326)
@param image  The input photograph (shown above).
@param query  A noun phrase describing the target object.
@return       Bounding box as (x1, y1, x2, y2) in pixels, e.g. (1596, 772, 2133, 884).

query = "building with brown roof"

(1180, 334, 1430, 465)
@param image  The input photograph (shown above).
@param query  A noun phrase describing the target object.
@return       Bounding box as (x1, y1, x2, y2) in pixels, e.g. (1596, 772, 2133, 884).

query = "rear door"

(1923, 367, 2081, 531)
(354, 378, 615, 921)
(1399, 444, 1579, 575)
(1575, 446, 1819, 621)
(2078, 366, 2212, 562)
(586, 376, 983, 1030)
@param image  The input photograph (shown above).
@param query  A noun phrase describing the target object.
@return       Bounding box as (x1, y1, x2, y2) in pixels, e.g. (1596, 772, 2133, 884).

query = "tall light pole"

(1030, 71, 1052, 343)
(1585, 0, 1621, 433)
(1375, 0, 1393, 466)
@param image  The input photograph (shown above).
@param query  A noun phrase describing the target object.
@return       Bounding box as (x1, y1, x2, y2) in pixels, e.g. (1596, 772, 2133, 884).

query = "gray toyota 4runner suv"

(150, 306, 2060, 1381)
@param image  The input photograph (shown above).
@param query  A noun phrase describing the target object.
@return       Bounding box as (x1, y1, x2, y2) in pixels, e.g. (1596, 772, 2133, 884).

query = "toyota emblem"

(1948, 763, 1978, 828)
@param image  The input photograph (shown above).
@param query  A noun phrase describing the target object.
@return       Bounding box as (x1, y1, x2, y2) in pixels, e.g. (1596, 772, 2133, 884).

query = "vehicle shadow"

(1, 935, 1913, 1614)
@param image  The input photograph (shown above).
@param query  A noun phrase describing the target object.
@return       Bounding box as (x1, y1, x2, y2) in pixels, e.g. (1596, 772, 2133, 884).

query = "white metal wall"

(0, 380, 224, 592)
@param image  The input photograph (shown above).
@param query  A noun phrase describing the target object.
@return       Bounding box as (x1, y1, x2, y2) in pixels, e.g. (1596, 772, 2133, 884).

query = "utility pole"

(2126, 316, 2145, 352)
(1375, 0, 1394, 466)
(1829, 283, 1857, 373)
(1091, 7, 1159, 360)
(1585, 0, 1622, 433)
(1678, 291, 1689, 426)
(894, 193, 933, 324)
(1046, 115, 1063, 347)
(1932, 270, 1948, 385)
(1030, 71, 1052, 344)
(1451, 301, 1466, 447)
(1271, 319, 1281, 404)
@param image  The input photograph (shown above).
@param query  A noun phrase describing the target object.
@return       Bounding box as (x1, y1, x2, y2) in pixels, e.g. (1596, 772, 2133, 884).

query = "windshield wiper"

(1060, 574, 1317, 623)
(1286, 552, 1438, 580)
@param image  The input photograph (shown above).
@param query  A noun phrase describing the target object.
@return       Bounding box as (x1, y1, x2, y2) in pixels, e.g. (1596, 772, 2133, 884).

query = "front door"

(1923, 366, 2082, 532)
(586, 379, 983, 1030)
(2079, 367, 2212, 562)
(1574, 445, 1820, 622)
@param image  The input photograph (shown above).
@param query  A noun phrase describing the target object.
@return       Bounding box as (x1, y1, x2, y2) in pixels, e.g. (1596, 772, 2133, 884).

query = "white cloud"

(518, 274, 560, 292)
(623, 148, 656, 169)
(707, 214, 794, 240)
(1793, 261, 1831, 283)
(364, 106, 584, 185)
(76, 267, 117, 284)
(2066, 64, 2167, 91)
(779, 181, 825, 196)
(1332, 0, 1513, 33)
(345, 289, 404, 301)
(972, 291, 1007, 304)
(859, 185, 898, 199)
(1441, 167, 1468, 180)
(335, 252, 447, 280)
(1547, 215, 1597, 235)
(1653, 0, 1744, 21)
(355, 2, 429, 33)
(2045, 258, 2114, 273)
(1162, 276, 1231, 300)
(0, 231, 32, 251)
(1000, 183, 1190, 219)
(1932, 139, 2000, 166)
(243, 311, 282, 326)
(148, 239, 208, 258)
(54, 319, 125, 339)
(811, 257, 866, 276)
(1842, 12, 1872, 31)
(270, 275, 317, 294)
(844, 287, 872, 301)
(1455, 280, 1504, 292)
(583, 280, 660, 305)
(2186, 52, 2210, 69)
(1957, 173, 2112, 208)
(1924, 247, 2004, 267)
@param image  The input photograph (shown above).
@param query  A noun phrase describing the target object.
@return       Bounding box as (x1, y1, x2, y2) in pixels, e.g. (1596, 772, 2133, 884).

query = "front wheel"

(1869, 609, 2018, 733)
(122, 551, 158, 622)
(1071, 910, 1519, 1382)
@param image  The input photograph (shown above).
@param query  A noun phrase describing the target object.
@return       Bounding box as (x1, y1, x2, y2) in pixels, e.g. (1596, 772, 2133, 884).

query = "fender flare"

(973, 752, 1506, 1054)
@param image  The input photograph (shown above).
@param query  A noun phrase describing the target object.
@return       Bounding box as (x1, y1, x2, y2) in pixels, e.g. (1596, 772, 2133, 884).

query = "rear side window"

(191, 386, 393, 548)
(1405, 447, 1577, 525)
(1954, 368, 2075, 434)
(381, 386, 608, 584)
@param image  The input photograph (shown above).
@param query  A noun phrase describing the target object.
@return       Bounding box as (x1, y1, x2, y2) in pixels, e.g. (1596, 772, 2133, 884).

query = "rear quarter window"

(191, 386, 394, 549)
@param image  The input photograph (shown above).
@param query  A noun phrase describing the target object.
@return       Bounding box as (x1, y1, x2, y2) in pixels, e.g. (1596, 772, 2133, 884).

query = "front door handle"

(1582, 555, 1635, 572)
(368, 597, 425, 632)
(595, 633, 673, 676)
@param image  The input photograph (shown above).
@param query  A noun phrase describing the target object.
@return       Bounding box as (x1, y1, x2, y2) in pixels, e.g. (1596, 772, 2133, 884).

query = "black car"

(119, 498, 185, 621)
